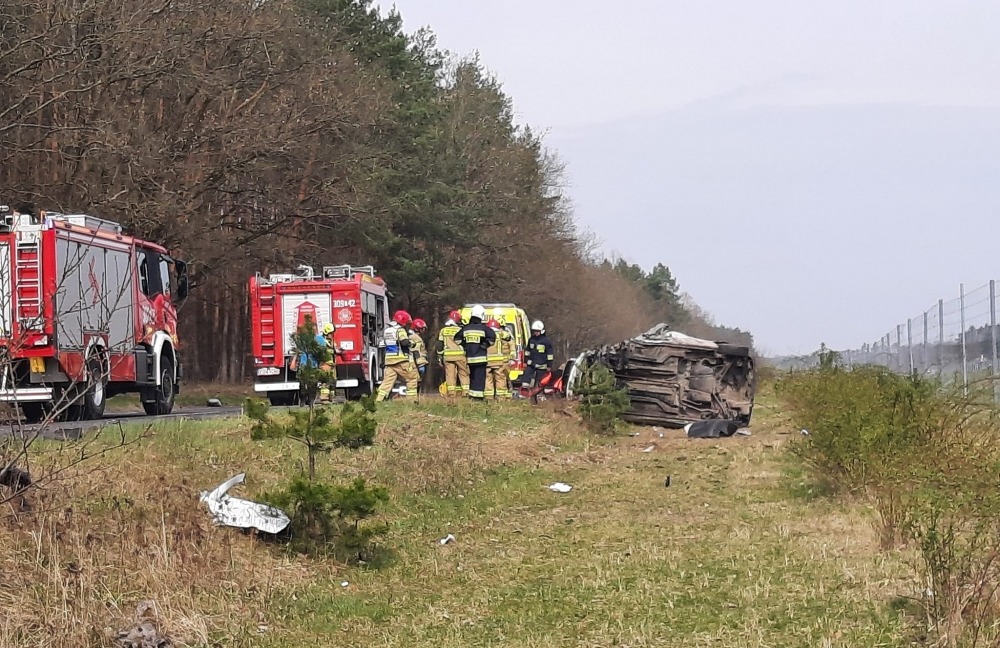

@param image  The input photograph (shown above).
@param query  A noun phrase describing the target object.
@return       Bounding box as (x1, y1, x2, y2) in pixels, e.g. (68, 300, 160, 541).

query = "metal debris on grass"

(199, 473, 290, 535)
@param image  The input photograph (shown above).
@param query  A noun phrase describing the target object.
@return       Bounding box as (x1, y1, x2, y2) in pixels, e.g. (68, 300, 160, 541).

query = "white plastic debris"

(199, 473, 291, 535)
(800, 429, 810, 436)
(735, 428, 752, 437)
(439, 533, 456, 545)
(548, 482, 573, 493)
(206, 398, 222, 407)
(340, 581, 350, 588)
(641, 445, 656, 453)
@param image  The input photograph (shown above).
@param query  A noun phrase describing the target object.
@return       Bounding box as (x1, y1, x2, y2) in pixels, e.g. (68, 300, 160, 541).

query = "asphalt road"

(0, 405, 245, 440)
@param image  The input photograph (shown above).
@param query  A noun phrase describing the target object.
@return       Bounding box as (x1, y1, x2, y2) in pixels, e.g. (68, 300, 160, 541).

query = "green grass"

(12, 395, 918, 647)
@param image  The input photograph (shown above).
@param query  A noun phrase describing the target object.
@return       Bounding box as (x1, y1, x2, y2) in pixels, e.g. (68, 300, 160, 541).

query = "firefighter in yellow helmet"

(436, 309, 468, 397)
(485, 318, 514, 399)
(376, 310, 418, 402)
(317, 321, 338, 403)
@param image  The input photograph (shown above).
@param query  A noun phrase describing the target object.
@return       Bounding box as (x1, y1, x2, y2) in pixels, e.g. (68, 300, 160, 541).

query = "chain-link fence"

(842, 281, 1000, 395)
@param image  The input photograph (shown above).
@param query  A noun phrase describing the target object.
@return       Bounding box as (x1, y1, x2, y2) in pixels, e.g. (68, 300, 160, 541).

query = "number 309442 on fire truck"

(0, 204, 190, 423)
(248, 264, 388, 406)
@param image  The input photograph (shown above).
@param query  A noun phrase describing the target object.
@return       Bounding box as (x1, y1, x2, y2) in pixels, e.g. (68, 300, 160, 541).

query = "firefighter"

(376, 310, 418, 402)
(317, 321, 338, 403)
(290, 319, 332, 372)
(485, 318, 514, 399)
(455, 305, 495, 401)
(436, 310, 468, 397)
(519, 320, 555, 398)
(410, 318, 429, 387)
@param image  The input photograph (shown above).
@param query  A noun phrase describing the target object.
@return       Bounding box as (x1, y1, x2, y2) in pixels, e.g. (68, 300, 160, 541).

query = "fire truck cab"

(0, 204, 188, 422)
(249, 264, 388, 405)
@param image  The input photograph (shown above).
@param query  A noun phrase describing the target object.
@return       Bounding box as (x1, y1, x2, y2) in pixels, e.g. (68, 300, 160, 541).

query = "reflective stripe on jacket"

(487, 330, 513, 365)
(383, 323, 411, 364)
(455, 321, 496, 365)
(410, 332, 428, 367)
(526, 334, 554, 370)
(437, 324, 465, 358)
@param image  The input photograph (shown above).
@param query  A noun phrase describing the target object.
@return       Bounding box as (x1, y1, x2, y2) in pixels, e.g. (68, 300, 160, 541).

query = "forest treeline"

(0, 0, 752, 381)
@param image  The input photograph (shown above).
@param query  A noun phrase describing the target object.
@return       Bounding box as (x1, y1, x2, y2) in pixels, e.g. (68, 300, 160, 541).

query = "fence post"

(896, 324, 903, 373)
(939, 299, 945, 379)
(961, 283, 968, 395)
(907, 318, 914, 375)
(992, 280, 998, 402)
(923, 310, 929, 375)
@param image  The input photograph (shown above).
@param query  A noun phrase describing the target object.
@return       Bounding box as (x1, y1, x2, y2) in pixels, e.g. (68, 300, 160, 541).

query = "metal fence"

(843, 281, 1000, 394)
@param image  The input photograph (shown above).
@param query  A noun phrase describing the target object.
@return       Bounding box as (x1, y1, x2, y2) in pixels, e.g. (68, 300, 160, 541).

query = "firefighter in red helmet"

(376, 310, 418, 402)
(436, 309, 468, 396)
(485, 318, 513, 399)
(410, 318, 429, 388)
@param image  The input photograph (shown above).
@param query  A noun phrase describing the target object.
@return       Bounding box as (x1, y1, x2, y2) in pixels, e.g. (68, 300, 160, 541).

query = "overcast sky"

(373, 0, 1000, 356)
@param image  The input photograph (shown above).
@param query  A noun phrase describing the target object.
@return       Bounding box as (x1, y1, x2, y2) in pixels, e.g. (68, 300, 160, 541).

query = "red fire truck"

(0, 204, 188, 422)
(249, 264, 388, 405)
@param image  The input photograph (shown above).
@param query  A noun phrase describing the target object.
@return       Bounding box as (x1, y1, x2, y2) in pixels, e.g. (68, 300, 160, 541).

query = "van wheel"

(82, 356, 107, 420)
(143, 356, 175, 416)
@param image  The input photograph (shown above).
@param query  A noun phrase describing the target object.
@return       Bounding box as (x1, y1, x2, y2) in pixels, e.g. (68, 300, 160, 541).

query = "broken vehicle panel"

(199, 472, 291, 535)
(568, 324, 756, 428)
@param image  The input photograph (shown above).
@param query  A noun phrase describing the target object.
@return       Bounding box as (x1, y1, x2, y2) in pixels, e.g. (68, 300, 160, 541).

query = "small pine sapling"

(574, 362, 631, 435)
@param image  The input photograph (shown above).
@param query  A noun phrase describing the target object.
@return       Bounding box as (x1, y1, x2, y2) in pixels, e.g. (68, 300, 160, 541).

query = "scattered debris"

(548, 482, 573, 494)
(800, 429, 810, 436)
(664, 476, 672, 487)
(340, 581, 350, 588)
(629, 431, 640, 437)
(439, 533, 456, 545)
(199, 473, 290, 535)
(641, 445, 656, 453)
(735, 428, 752, 437)
(116, 600, 173, 648)
(685, 419, 741, 439)
(206, 398, 222, 407)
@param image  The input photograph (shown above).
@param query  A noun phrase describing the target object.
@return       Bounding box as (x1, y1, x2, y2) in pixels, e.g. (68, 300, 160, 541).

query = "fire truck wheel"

(82, 357, 107, 420)
(142, 356, 176, 416)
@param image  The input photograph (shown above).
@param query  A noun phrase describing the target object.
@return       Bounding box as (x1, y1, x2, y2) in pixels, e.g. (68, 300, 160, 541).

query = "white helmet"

(531, 320, 545, 333)
(471, 304, 486, 320)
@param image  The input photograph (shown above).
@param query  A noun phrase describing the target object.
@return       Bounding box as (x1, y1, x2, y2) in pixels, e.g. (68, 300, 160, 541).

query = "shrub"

(261, 475, 389, 561)
(777, 365, 942, 494)
(779, 365, 1000, 645)
(574, 362, 631, 435)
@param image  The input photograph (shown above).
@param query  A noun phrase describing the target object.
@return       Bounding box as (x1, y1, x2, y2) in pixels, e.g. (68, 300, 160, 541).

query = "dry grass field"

(0, 392, 920, 647)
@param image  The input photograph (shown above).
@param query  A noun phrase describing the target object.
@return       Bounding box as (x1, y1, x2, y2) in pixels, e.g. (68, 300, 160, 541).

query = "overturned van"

(566, 324, 756, 428)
